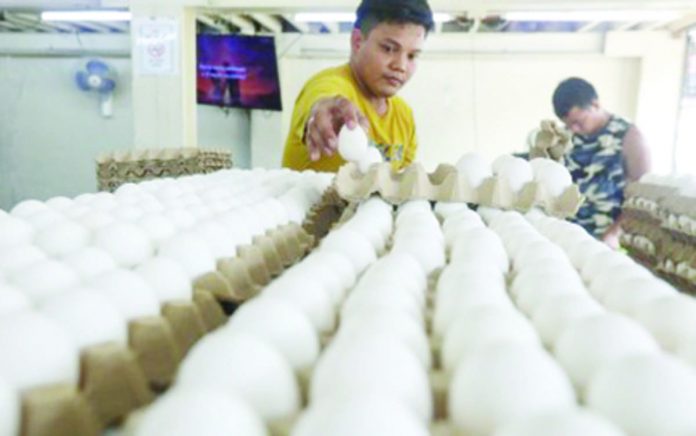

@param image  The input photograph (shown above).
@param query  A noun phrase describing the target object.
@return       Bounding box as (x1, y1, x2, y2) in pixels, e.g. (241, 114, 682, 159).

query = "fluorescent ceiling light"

(504, 10, 681, 22)
(294, 12, 453, 23)
(41, 10, 132, 22)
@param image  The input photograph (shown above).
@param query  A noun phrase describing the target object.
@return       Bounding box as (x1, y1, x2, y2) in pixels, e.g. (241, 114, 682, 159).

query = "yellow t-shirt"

(282, 64, 418, 172)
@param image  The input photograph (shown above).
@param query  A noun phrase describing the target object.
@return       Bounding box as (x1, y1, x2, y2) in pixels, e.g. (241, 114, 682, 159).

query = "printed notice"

(133, 16, 179, 75)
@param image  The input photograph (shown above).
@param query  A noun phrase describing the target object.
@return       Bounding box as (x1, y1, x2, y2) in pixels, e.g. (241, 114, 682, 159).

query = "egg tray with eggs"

(1, 171, 337, 436)
(96, 148, 232, 192)
(114, 200, 696, 436)
(621, 182, 696, 294)
(334, 161, 584, 219)
(2, 221, 317, 436)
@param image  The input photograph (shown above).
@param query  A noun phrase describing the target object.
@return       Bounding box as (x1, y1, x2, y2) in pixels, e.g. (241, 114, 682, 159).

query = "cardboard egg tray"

(334, 162, 584, 219)
(622, 182, 696, 294)
(96, 147, 232, 192)
(17, 221, 318, 436)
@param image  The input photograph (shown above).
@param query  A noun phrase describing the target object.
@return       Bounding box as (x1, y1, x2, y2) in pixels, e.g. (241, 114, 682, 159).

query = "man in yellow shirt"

(282, 0, 434, 172)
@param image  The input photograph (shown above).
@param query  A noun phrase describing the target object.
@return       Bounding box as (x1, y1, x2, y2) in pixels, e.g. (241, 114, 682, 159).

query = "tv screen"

(197, 34, 282, 111)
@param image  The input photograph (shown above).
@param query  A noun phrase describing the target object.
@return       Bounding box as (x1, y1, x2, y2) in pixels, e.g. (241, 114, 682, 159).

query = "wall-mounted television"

(196, 34, 282, 111)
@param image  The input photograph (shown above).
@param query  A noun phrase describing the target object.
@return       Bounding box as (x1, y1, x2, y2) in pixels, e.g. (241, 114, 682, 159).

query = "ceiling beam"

(282, 13, 310, 33)
(197, 14, 228, 33)
(219, 13, 255, 34)
(667, 12, 696, 34)
(578, 21, 603, 32)
(616, 20, 640, 31)
(248, 12, 283, 34)
(4, 11, 57, 32)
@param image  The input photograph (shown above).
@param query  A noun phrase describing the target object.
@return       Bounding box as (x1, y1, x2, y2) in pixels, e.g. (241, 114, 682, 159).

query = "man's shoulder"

(306, 64, 353, 86)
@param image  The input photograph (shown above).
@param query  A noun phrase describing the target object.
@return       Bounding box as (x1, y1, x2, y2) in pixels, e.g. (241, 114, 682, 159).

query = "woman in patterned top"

(552, 77, 651, 248)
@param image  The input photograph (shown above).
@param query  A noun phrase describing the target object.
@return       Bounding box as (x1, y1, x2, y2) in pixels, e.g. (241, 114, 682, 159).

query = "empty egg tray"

(334, 162, 584, 219)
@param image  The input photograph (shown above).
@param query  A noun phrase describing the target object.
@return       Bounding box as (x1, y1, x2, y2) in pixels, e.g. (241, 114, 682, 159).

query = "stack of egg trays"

(622, 182, 696, 294)
(334, 162, 584, 219)
(96, 148, 232, 192)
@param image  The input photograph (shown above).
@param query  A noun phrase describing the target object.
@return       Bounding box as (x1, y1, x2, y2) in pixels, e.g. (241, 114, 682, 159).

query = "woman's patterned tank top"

(564, 115, 631, 239)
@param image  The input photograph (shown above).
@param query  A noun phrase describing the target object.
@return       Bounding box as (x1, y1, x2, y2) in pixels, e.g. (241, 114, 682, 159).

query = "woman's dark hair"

(552, 77, 599, 118)
(355, 0, 435, 35)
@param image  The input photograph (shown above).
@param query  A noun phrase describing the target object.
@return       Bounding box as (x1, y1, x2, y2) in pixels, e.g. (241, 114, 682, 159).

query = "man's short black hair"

(355, 0, 435, 35)
(552, 77, 599, 119)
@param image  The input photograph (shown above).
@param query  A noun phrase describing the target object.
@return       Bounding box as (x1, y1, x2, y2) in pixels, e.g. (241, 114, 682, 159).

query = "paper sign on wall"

(133, 17, 179, 75)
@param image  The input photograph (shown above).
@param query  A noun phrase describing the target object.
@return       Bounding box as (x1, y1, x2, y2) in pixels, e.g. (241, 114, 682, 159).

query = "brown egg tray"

(334, 162, 583, 218)
(95, 148, 232, 192)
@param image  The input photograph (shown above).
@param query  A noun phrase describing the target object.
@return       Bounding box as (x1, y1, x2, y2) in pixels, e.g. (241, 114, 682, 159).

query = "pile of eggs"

(130, 196, 696, 436)
(0, 168, 332, 435)
(4, 164, 696, 436)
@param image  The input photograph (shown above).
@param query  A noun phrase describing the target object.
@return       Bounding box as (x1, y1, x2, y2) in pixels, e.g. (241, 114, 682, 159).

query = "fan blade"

(75, 71, 92, 91)
(86, 59, 109, 77)
(98, 78, 116, 94)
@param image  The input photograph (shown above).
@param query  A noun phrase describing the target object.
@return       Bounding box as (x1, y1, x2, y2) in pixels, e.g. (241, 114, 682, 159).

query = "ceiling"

(0, 0, 694, 35)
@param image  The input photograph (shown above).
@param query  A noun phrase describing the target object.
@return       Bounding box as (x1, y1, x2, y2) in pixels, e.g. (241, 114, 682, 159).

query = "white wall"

(0, 34, 252, 210)
(268, 31, 682, 173)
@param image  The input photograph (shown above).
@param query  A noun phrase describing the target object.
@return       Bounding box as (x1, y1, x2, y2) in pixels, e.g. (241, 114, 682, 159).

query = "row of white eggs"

(506, 211, 696, 435)
(297, 207, 435, 436)
(455, 153, 572, 197)
(527, 213, 696, 366)
(131, 197, 432, 436)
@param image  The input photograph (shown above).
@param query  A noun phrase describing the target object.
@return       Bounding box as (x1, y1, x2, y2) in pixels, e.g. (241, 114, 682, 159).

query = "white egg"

(581, 251, 635, 286)
(45, 196, 74, 212)
(0, 375, 19, 436)
(635, 295, 696, 352)
(167, 208, 198, 230)
(442, 306, 540, 372)
(0, 283, 31, 316)
(449, 343, 576, 436)
(177, 331, 300, 422)
(33, 220, 90, 257)
(602, 277, 675, 316)
(391, 236, 445, 274)
(455, 153, 493, 189)
(0, 311, 79, 390)
(94, 222, 153, 268)
(0, 244, 47, 275)
(9, 259, 78, 303)
(311, 334, 432, 423)
(566, 238, 611, 270)
(134, 386, 267, 436)
(299, 250, 357, 295)
(531, 159, 573, 197)
(292, 393, 428, 436)
(493, 408, 625, 436)
(341, 282, 423, 325)
(357, 147, 384, 173)
(515, 276, 586, 316)
(496, 157, 534, 192)
(338, 124, 369, 162)
(62, 247, 117, 280)
(158, 233, 216, 279)
(588, 265, 653, 302)
(135, 257, 192, 303)
(0, 216, 34, 249)
(491, 154, 516, 174)
(10, 199, 48, 219)
(531, 294, 603, 348)
(338, 307, 431, 369)
(586, 354, 696, 436)
(263, 278, 336, 335)
(89, 269, 160, 321)
(225, 296, 319, 371)
(320, 228, 376, 275)
(39, 288, 127, 347)
(193, 221, 241, 259)
(555, 314, 659, 394)
(136, 213, 177, 248)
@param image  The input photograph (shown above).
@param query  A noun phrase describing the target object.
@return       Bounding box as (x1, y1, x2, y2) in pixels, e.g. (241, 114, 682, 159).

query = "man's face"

(562, 103, 602, 136)
(351, 22, 426, 99)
